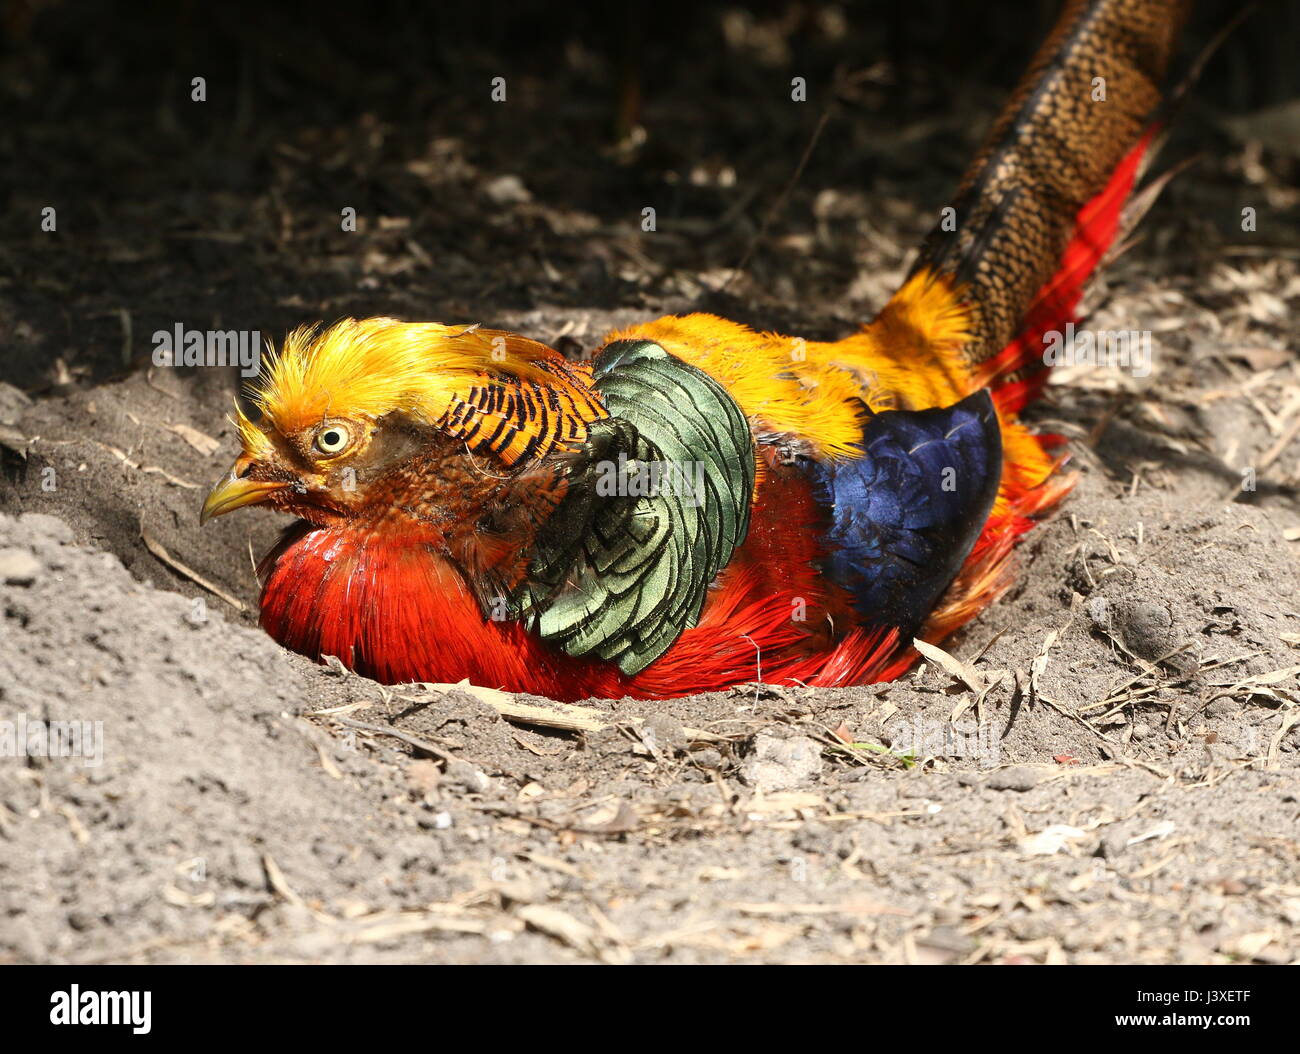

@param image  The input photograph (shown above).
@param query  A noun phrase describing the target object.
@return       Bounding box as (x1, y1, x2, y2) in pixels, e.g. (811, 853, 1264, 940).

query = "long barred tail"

(909, 0, 1191, 405)
(881, 0, 1193, 658)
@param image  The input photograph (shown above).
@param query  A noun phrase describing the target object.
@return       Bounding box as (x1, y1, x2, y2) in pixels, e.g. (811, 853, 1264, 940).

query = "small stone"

(1085, 596, 1110, 627)
(0, 548, 42, 586)
(67, 909, 96, 932)
(1121, 601, 1175, 656)
(443, 759, 492, 794)
(740, 734, 822, 792)
(640, 713, 687, 754)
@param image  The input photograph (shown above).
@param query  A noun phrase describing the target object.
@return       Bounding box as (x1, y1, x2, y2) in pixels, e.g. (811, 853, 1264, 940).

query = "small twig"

(100, 441, 198, 489)
(116, 307, 133, 368)
(1259, 411, 1300, 471)
(332, 717, 458, 763)
(724, 103, 834, 290)
(411, 682, 729, 743)
(140, 527, 246, 611)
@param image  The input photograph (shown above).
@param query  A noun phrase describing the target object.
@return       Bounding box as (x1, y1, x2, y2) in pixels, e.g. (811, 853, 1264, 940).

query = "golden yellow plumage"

(605, 270, 975, 460)
(236, 318, 607, 470)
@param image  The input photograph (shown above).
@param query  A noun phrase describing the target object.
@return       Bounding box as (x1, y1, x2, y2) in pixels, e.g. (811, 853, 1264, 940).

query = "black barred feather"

(909, 0, 1191, 365)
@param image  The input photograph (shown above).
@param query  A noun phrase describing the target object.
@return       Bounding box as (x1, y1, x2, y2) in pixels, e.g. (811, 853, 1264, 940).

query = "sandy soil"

(2, 2, 1299, 964)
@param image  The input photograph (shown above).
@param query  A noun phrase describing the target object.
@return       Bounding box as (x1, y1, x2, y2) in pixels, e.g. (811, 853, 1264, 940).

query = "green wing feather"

(510, 340, 754, 675)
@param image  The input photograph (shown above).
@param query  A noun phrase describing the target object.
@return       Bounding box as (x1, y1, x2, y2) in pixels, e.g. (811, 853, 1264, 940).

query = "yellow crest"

(236, 318, 604, 464)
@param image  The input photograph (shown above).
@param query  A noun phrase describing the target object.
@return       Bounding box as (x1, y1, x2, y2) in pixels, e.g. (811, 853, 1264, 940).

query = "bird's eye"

(314, 424, 352, 456)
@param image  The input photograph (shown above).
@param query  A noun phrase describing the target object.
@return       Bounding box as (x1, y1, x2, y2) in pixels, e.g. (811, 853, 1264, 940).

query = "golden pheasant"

(202, 0, 1190, 701)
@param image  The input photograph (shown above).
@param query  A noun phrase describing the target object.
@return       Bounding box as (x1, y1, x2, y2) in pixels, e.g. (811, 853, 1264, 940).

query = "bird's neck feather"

(256, 520, 627, 698)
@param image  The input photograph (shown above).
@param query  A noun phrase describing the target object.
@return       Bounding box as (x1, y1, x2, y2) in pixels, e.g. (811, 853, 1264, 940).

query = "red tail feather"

(976, 128, 1158, 410)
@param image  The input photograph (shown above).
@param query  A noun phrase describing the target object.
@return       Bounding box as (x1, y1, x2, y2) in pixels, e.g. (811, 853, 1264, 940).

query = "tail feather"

(908, 0, 1191, 371)
(874, 0, 1196, 660)
(973, 126, 1156, 408)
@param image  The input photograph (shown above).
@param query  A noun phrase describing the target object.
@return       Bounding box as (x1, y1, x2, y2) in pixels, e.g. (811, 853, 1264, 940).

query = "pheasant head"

(201, 317, 607, 591)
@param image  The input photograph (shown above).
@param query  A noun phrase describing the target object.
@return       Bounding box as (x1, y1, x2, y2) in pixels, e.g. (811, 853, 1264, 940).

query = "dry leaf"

(913, 638, 985, 693)
(165, 422, 223, 456)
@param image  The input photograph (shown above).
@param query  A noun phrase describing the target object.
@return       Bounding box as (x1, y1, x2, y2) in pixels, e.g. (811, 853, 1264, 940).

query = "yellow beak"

(200, 457, 288, 524)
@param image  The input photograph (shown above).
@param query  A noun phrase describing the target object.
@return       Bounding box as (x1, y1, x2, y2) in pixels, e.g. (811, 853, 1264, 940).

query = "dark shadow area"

(2, 0, 1296, 393)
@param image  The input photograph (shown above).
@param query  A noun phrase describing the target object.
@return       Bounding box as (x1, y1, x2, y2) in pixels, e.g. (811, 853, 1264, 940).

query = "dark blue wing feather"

(800, 390, 1002, 634)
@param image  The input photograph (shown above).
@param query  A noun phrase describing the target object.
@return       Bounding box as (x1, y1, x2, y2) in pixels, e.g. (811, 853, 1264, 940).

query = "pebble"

(740, 734, 822, 792)
(443, 759, 492, 794)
